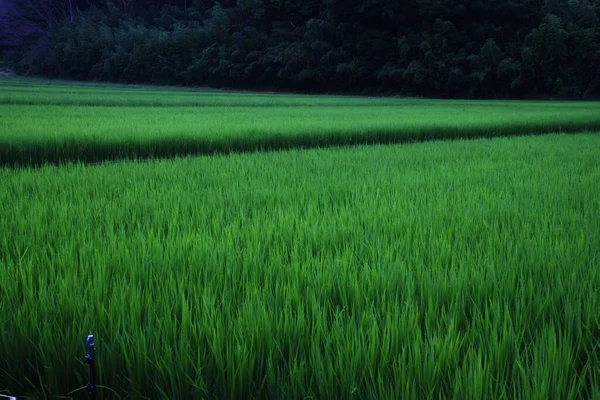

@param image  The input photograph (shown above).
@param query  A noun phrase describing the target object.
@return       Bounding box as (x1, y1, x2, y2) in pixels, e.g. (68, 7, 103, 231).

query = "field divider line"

(1, 128, 599, 169)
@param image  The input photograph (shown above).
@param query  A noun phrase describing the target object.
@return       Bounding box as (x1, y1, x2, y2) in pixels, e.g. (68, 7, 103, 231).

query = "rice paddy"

(2, 79, 600, 166)
(1, 79, 599, 399)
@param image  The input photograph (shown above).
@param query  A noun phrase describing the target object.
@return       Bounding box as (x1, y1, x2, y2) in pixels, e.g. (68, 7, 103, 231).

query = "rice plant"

(1, 133, 599, 399)
(2, 80, 600, 166)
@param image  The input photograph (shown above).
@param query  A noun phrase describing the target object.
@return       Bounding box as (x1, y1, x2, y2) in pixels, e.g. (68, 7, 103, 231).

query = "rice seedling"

(1, 133, 598, 399)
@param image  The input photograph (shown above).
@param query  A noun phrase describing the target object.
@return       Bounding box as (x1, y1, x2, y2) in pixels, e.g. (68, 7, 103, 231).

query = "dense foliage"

(1, 0, 599, 98)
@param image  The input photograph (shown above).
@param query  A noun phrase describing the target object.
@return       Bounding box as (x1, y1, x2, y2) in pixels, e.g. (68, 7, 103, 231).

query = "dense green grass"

(1, 133, 599, 399)
(2, 79, 600, 166)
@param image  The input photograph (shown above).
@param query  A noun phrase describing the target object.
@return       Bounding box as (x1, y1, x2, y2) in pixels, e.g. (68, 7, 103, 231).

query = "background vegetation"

(1, 0, 599, 98)
(2, 133, 599, 399)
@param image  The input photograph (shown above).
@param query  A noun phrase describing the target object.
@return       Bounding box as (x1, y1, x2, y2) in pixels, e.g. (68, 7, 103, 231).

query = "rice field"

(1, 130, 600, 398)
(2, 79, 600, 166)
(1, 79, 599, 398)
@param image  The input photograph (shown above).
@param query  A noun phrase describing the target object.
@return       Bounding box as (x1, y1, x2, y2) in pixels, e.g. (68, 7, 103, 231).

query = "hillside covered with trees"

(1, 0, 599, 98)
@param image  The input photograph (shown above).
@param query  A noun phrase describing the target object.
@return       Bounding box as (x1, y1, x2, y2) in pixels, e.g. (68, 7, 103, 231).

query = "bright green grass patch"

(2, 77, 593, 107)
(2, 79, 600, 166)
(1, 133, 599, 399)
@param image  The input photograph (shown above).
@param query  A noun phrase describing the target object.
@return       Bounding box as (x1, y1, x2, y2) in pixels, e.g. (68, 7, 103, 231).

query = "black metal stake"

(84, 335, 97, 400)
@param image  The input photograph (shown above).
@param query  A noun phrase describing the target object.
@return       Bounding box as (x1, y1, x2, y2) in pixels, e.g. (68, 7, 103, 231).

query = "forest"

(1, 0, 599, 98)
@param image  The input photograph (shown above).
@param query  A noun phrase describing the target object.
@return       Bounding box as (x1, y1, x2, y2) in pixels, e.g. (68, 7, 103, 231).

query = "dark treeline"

(1, 0, 599, 98)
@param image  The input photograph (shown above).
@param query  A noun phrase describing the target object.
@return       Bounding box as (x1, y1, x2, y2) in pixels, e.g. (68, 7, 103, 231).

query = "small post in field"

(85, 335, 97, 400)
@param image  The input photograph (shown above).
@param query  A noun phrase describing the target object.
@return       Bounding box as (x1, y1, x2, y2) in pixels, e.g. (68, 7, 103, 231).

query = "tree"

(2, 0, 598, 97)
(0, 0, 83, 67)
